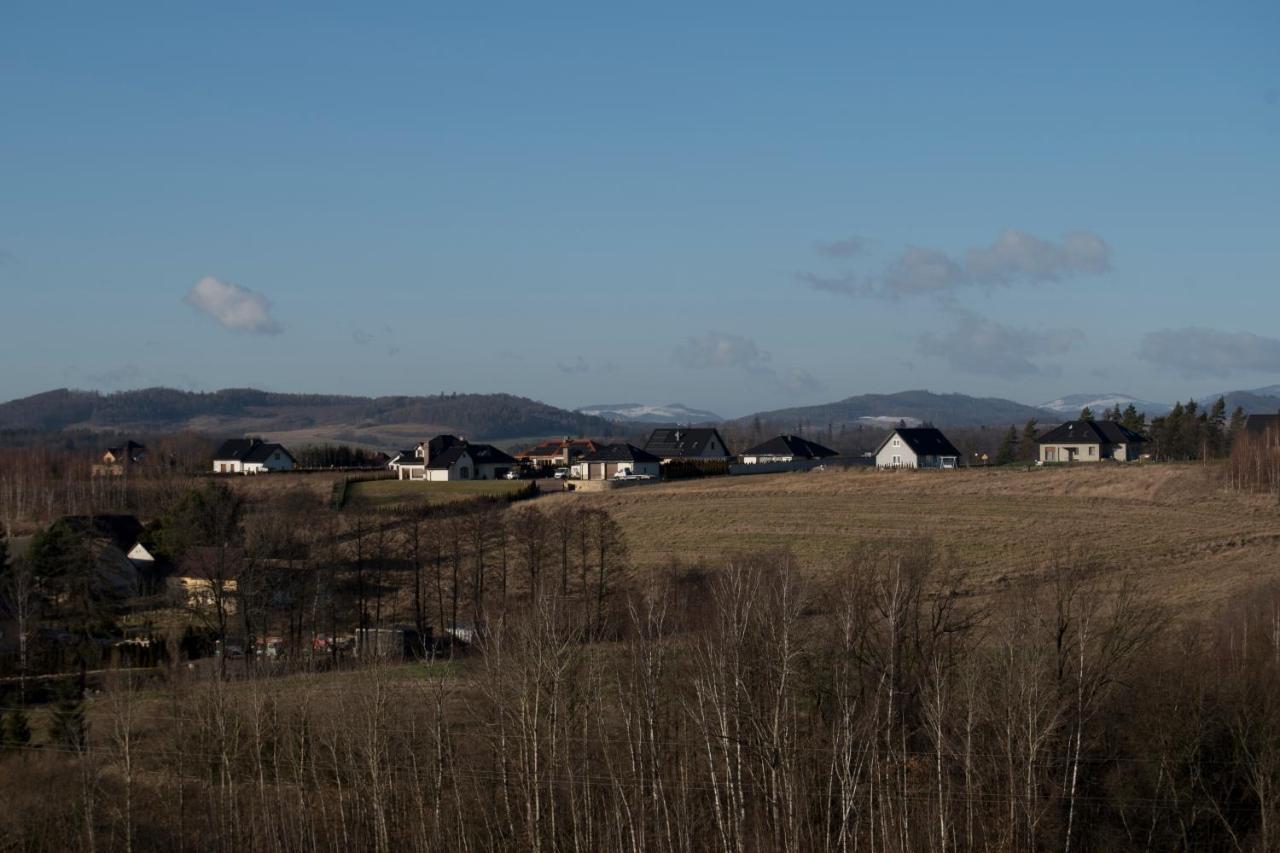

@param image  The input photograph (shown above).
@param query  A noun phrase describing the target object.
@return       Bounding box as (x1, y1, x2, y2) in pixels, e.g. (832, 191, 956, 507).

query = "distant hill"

(0, 387, 617, 447)
(576, 403, 723, 424)
(1200, 385, 1280, 416)
(1039, 393, 1172, 417)
(737, 390, 1057, 429)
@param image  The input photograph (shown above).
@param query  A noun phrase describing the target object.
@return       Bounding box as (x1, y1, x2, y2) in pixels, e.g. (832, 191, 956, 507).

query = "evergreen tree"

(1079, 406, 1095, 421)
(1227, 405, 1247, 450)
(1208, 397, 1228, 457)
(1121, 403, 1144, 433)
(1104, 404, 1122, 422)
(995, 426, 1019, 465)
(48, 680, 86, 751)
(30, 521, 118, 687)
(1020, 419, 1039, 461)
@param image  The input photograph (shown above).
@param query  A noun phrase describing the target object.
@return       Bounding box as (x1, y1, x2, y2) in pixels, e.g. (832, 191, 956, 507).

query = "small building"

(572, 443, 661, 480)
(212, 439, 296, 474)
(93, 441, 146, 477)
(642, 427, 732, 462)
(1036, 420, 1146, 463)
(740, 434, 838, 465)
(874, 427, 961, 469)
(393, 435, 517, 481)
(1243, 414, 1280, 437)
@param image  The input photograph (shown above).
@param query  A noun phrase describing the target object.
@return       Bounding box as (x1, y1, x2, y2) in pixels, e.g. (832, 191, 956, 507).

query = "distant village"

(169, 413, 1279, 482)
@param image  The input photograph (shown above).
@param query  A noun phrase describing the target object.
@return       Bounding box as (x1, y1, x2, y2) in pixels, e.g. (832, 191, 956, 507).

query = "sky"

(1, 2, 1278, 418)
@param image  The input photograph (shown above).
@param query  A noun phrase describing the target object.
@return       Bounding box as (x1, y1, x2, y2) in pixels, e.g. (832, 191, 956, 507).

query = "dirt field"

(537, 463, 1280, 613)
(346, 478, 527, 509)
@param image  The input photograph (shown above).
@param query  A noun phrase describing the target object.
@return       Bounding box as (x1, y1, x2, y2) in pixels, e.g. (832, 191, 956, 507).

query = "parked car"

(553, 467, 569, 479)
(504, 470, 522, 480)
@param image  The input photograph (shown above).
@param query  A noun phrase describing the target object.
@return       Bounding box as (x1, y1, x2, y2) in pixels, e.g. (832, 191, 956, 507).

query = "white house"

(740, 434, 838, 465)
(393, 435, 517, 481)
(571, 443, 662, 480)
(212, 439, 296, 474)
(874, 427, 961, 469)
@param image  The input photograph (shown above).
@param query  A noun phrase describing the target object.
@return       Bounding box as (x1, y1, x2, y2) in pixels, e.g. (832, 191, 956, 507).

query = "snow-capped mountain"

(1038, 393, 1171, 417)
(575, 403, 723, 424)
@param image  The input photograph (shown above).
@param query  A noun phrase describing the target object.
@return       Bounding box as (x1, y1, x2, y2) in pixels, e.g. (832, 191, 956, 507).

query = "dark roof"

(213, 438, 294, 463)
(877, 427, 961, 458)
(643, 428, 731, 459)
(1244, 414, 1280, 435)
(59, 515, 144, 552)
(580, 443, 661, 464)
(740, 434, 838, 460)
(397, 438, 516, 469)
(1036, 420, 1146, 445)
(105, 441, 146, 460)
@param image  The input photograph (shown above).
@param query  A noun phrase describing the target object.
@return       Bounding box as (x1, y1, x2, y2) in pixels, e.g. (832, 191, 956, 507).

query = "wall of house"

(1040, 443, 1103, 463)
(875, 436, 918, 468)
(579, 460, 660, 480)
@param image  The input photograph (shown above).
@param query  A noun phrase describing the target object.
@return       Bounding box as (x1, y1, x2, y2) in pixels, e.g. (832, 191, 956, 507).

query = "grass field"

(346, 478, 528, 509)
(537, 463, 1280, 613)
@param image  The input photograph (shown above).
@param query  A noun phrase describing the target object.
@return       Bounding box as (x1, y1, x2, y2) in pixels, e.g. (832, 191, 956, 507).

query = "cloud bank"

(184, 276, 282, 335)
(1138, 327, 1280, 378)
(800, 229, 1112, 299)
(674, 331, 823, 396)
(917, 310, 1084, 379)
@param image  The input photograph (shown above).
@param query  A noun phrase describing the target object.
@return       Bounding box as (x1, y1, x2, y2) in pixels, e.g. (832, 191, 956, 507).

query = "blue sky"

(1, 2, 1277, 417)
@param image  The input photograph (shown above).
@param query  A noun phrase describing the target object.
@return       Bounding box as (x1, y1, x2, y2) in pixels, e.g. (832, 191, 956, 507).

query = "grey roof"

(1244, 414, 1280, 435)
(1036, 420, 1146, 445)
(643, 427, 731, 459)
(876, 427, 961, 458)
(741, 434, 838, 460)
(59, 515, 145, 552)
(395, 437, 516, 469)
(580, 443, 661, 464)
(213, 438, 293, 463)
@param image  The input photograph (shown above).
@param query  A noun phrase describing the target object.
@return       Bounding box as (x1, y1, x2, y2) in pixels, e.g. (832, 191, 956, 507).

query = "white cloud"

(184, 276, 282, 334)
(917, 310, 1084, 379)
(1138, 327, 1280, 378)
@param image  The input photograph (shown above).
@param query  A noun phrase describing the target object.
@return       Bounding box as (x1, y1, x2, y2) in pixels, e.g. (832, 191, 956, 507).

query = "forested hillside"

(0, 388, 617, 442)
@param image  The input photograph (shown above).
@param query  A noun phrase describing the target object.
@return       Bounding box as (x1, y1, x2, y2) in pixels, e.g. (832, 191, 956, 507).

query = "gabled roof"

(397, 438, 516, 470)
(740, 434, 838, 460)
(875, 427, 961, 458)
(643, 427, 731, 459)
(1036, 420, 1146, 445)
(213, 438, 293, 463)
(580, 443, 661, 464)
(1244, 414, 1280, 435)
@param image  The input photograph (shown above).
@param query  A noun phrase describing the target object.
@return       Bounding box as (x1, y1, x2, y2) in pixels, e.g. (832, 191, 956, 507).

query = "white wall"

(875, 435, 918, 468)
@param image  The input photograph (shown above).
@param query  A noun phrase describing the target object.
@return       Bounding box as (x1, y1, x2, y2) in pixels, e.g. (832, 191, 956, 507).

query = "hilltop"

(0, 387, 617, 447)
(737, 389, 1057, 429)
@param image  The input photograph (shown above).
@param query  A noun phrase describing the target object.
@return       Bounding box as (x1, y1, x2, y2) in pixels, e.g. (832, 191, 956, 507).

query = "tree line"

(8, 547, 1280, 850)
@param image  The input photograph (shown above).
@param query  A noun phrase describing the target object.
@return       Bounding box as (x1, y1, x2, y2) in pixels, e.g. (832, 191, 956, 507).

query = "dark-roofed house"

(212, 438, 296, 474)
(521, 437, 602, 468)
(1036, 420, 1147, 463)
(571, 443, 661, 480)
(393, 435, 518, 481)
(642, 427, 732, 462)
(1243, 414, 1280, 436)
(740, 435, 838, 465)
(874, 427, 961, 469)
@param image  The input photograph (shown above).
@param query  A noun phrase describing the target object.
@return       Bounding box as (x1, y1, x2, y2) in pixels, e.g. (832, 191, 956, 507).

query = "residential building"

(212, 439, 296, 474)
(1036, 420, 1146, 463)
(522, 437, 602, 468)
(393, 434, 517, 481)
(571, 443, 661, 480)
(642, 427, 732, 462)
(740, 434, 838, 464)
(874, 427, 961, 469)
(93, 440, 146, 477)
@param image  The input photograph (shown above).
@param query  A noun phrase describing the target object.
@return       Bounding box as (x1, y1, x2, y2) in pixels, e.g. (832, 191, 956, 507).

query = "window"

(892, 454, 902, 466)
(1088, 446, 1095, 456)
(892, 438, 900, 447)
